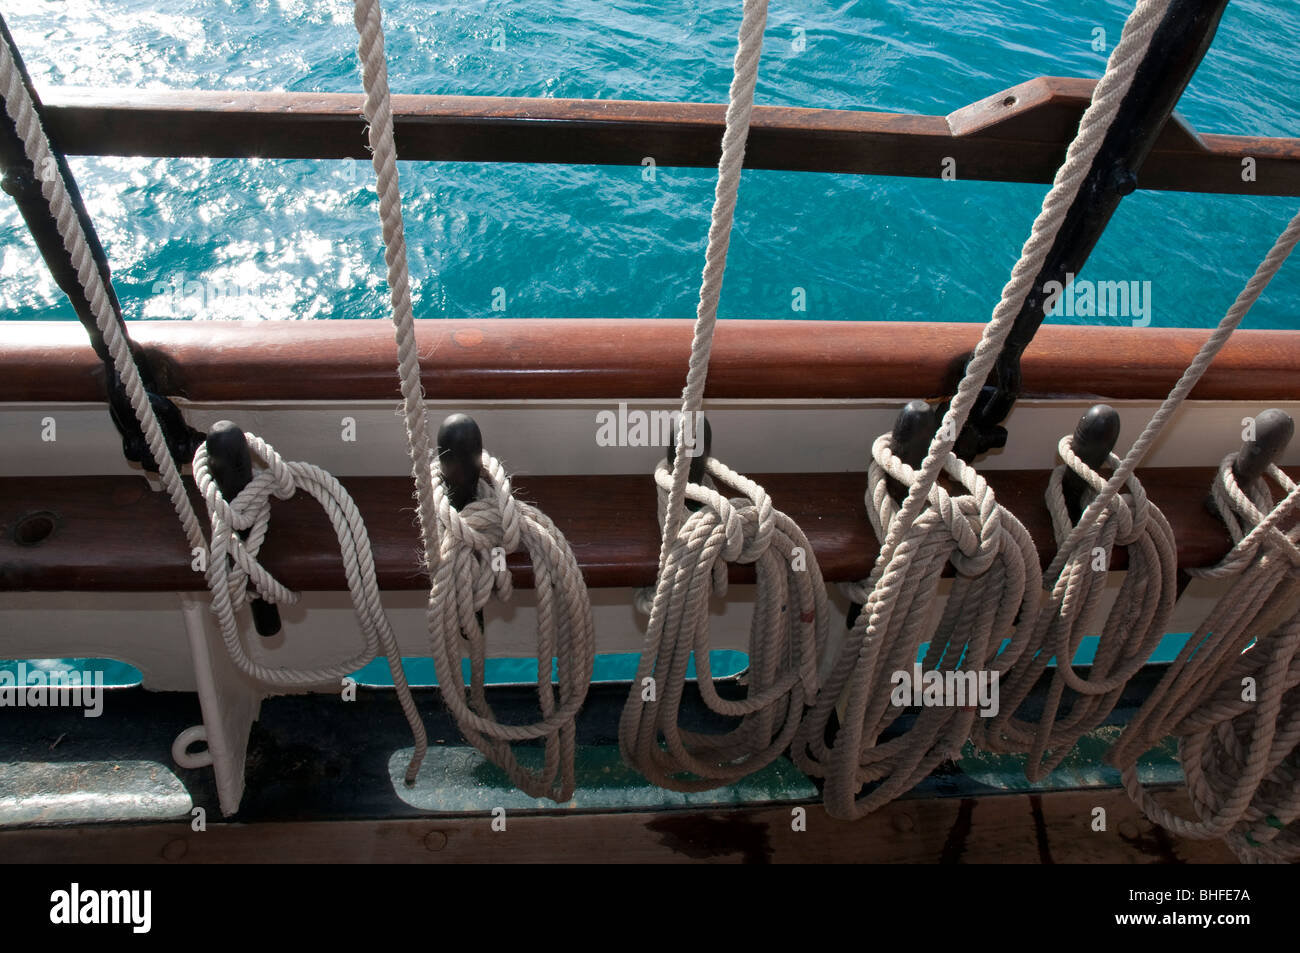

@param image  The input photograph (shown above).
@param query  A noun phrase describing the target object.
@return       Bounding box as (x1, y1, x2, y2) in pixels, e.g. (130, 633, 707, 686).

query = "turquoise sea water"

(2, 0, 1298, 328)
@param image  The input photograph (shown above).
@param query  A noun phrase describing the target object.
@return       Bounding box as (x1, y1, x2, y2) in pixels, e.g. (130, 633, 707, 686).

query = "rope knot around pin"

(1051, 435, 1148, 545)
(869, 433, 1002, 576)
(432, 451, 523, 607)
(1198, 453, 1300, 578)
(653, 456, 775, 564)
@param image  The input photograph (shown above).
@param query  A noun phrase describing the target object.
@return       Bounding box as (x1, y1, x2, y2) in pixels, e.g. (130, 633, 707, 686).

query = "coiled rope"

(1108, 458, 1300, 861)
(620, 457, 827, 789)
(613, 0, 829, 789)
(793, 434, 1040, 815)
(0, 31, 434, 787)
(351, 0, 594, 799)
(973, 434, 1177, 779)
(193, 433, 428, 783)
(788, 0, 1173, 820)
(426, 451, 595, 801)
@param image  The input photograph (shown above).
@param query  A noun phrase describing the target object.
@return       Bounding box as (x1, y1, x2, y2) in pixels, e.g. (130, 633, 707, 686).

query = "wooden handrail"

(0, 468, 1238, 592)
(39, 77, 1300, 195)
(1, 319, 1297, 403)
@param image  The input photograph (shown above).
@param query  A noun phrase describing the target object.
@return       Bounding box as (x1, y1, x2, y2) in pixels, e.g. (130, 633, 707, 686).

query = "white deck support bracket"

(178, 592, 263, 817)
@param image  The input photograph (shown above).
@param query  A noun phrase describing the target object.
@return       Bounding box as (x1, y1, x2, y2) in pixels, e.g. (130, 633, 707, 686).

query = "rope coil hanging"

(351, 0, 595, 800)
(2, 26, 435, 792)
(1108, 452, 1300, 862)
(787, 0, 1174, 820)
(193, 431, 428, 783)
(620, 454, 827, 789)
(792, 431, 1039, 817)
(616, 0, 830, 789)
(426, 447, 595, 802)
(973, 425, 1177, 779)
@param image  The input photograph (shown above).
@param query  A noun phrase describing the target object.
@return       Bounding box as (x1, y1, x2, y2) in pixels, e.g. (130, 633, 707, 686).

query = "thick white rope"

(424, 451, 595, 801)
(0, 38, 205, 557)
(192, 433, 428, 783)
(613, 0, 832, 788)
(793, 434, 1039, 817)
(1, 31, 433, 786)
(352, 0, 442, 579)
(1044, 208, 1300, 584)
(1108, 458, 1300, 862)
(972, 435, 1177, 779)
(351, 0, 595, 800)
(620, 458, 827, 789)
(788, 0, 1171, 819)
(842, 0, 1171, 624)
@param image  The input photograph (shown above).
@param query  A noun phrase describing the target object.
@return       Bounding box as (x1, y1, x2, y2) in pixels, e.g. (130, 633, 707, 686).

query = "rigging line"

(616, 0, 830, 788)
(1045, 210, 1300, 585)
(0, 31, 206, 555)
(351, 0, 595, 801)
(790, 0, 1171, 818)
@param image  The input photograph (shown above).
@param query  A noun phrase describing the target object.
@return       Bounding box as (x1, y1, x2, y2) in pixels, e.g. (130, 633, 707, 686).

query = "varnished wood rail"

(2, 319, 1298, 403)
(38, 77, 1300, 194)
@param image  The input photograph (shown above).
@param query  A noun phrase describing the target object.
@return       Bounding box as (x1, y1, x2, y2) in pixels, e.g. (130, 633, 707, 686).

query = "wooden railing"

(39, 77, 1300, 194)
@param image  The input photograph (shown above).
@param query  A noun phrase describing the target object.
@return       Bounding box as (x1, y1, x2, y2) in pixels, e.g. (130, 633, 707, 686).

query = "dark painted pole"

(952, 0, 1233, 462)
(0, 14, 201, 471)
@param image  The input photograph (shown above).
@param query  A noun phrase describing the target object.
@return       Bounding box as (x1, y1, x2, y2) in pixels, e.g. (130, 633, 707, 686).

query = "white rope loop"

(192, 433, 428, 783)
(973, 433, 1176, 780)
(620, 457, 828, 790)
(424, 450, 595, 802)
(789, 0, 1169, 820)
(793, 434, 1039, 818)
(350, 0, 596, 801)
(1109, 453, 1300, 860)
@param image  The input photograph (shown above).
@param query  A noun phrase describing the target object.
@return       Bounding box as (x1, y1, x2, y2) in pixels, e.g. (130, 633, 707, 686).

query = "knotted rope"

(793, 434, 1039, 817)
(786, 0, 1168, 819)
(351, 0, 595, 800)
(425, 451, 595, 802)
(2, 30, 436, 787)
(620, 457, 827, 789)
(1108, 457, 1300, 861)
(973, 435, 1176, 779)
(614, 0, 831, 789)
(193, 433, 428, 783)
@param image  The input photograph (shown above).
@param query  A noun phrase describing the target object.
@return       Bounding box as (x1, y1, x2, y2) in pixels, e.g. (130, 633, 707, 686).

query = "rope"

(425, 451, 595, 802)
(1102, 457, 1300, 858)
(620, 457, 827, 789)
(192, 433, 428, 783)
(351, 0, 595, 800)
(0, 35, 206, 556)
(972, 435, 1177, 779)
(613, 0, 831, 788)
(787, 0, 1171, 820)
(2, 27, 439, 789)
(1044, 209, 1300, 584)
(793, 434, 1040, 816)
(1108, 457, 1300, 862)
